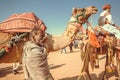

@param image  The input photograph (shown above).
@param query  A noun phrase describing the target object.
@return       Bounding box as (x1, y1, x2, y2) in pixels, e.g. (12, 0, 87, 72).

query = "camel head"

(85, 6, 98, 16)
(71, 6, 98, 24)
(64, 6, 98, 40)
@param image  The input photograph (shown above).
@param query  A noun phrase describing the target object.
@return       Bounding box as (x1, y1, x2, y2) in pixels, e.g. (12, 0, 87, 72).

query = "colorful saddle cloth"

(0, 12, 45, 32)
(101, 24, 120, 39)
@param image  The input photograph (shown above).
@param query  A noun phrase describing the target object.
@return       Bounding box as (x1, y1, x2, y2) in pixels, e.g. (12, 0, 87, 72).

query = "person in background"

(22, 26, 54, 80)
(60, 47, 66, 53)
(73, 39, 79, 49)
(69, 42, 73, 53)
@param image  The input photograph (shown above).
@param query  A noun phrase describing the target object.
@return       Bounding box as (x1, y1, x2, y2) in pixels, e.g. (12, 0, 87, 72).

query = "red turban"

(103, 4, 111, 10)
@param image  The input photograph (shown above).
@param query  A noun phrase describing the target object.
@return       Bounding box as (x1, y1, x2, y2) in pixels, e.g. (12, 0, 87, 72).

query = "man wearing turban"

(97, 4, 120, 72)
(98, 4, 120, 42)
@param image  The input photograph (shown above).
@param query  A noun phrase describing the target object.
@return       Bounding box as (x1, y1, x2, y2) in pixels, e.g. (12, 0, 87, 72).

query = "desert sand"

(0, 47, 118, 80)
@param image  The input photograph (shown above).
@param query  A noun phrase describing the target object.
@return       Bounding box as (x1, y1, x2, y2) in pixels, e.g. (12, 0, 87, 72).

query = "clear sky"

(0, 0, 120, 35)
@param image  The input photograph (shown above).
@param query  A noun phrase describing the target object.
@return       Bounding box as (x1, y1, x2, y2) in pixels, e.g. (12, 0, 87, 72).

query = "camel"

(77, 25, 120, 80)
(0, 5, 98, 73)
(116, 47, 120, 80)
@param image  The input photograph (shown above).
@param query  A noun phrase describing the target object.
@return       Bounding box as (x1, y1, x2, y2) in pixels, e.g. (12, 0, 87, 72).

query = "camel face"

(71, 6, 98, 24)
(85, 6, 98, 15)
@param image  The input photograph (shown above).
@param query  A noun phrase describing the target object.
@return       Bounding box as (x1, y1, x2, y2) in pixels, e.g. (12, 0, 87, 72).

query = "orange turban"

(103, 4, 111, 10)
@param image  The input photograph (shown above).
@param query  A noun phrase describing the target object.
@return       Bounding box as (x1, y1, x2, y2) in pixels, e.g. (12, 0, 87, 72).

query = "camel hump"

(0, 12, 46, 33)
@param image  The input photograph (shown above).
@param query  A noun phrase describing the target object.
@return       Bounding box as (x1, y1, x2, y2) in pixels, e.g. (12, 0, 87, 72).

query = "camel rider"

(22, 26, 54, 80)
(97, 4, 120, 72)
(98, 4, 120, 46)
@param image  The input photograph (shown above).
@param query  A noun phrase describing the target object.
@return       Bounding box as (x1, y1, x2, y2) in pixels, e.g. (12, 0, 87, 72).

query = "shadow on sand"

(59, 70, 118, 80)
(59, 76, 78, 80)
(69, 50, 80, 53)
(49, 64, 65, 70)
(0, 66, 23, 77)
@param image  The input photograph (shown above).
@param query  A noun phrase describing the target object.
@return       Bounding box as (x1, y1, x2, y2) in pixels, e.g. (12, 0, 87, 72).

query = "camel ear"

(72, 8, 77, 15)
(72, 8, 75, 11)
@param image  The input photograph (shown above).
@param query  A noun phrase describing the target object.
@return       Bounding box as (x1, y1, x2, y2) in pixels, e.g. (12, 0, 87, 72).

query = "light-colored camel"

(0, 6, 98, 64)
(0, 6, 98, 75)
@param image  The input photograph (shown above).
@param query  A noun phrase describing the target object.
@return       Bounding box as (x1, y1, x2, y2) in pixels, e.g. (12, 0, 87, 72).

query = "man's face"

(34, 30, 44, 45)
(107, 8, 111, 12)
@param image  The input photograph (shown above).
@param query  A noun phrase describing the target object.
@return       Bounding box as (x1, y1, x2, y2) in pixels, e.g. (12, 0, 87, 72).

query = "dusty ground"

(0, 47, 119, 80)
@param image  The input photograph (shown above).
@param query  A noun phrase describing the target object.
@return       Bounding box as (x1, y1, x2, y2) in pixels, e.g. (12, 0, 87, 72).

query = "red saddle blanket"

(0, 12, 44, 32)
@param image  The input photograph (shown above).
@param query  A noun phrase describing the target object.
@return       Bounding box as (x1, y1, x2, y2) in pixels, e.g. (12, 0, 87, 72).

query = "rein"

(65, 20, 83, 41)
(0, 33, 29, 58)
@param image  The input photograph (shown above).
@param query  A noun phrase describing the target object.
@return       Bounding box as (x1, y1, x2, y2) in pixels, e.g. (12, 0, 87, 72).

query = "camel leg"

(103, 70, 108, 80)
(78, 55, 92, 80)
(84, 43, 92, 80)
(82, 63, 92, 80)
(12, 62, 21, 74)
(86, 67, 92, 80)
(13, 63, 19, 74)
(77, 58, 92, 80)
(103, 54, 108, 80)
(77, 61, 88, 80)
(77, 72, 92, 80)
(95, 58, 99, 68)
(116, 51, 120, 80)
(78, 42, 92, 80)
(95, 48, 99, 68)
(102, 61, 107, 80)
(77, 71, 92, 80)
(77, 72, 87, 80)
(117, 58, 120, 80)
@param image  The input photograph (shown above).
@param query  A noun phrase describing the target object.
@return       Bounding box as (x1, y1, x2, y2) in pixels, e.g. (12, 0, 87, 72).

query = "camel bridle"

(75, 8, 86, 23)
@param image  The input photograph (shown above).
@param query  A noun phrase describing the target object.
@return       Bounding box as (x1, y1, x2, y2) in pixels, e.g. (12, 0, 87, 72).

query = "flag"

(87, 22, 100, 48)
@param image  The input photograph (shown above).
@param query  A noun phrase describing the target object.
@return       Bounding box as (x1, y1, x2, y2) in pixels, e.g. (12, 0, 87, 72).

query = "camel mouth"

(92, 9, 98, 14)
(92, 6, 98, 14)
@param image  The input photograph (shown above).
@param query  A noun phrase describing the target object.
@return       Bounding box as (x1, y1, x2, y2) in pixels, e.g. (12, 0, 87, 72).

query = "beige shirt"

(22, 41, 53, 80)
(100, 10, 114, 25)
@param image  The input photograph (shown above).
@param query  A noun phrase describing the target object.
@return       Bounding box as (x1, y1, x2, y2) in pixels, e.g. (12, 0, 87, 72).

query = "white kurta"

(99, 10, 120, 39)
(100, 10, 114, 25)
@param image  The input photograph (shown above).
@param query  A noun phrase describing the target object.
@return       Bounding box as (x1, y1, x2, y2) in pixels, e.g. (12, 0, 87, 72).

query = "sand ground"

(0, 47, 119, 80)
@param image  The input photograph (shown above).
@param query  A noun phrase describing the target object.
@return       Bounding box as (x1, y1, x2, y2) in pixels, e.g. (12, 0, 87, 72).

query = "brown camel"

(0, 6, 98, 75)
(78, 25, 120, 80)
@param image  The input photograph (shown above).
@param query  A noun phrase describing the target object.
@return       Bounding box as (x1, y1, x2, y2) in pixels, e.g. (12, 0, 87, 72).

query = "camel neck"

(64, 22, 81, 41)
(69, 17, 76, 22)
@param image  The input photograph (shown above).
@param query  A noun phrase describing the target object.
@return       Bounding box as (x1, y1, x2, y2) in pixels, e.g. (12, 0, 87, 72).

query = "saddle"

(0, 33, 11, 49)
(0, 12, 46, 56)
(0, 12, 45, 32)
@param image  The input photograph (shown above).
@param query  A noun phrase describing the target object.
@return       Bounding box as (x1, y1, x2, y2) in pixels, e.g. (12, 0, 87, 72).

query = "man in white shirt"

(98, 4, 120, 45)
(99, 4, 114, 26)
(97, 4, 120, 72)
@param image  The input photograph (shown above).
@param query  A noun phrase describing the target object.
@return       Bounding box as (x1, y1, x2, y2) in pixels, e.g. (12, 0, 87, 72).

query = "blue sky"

(0, 0, 120, 35)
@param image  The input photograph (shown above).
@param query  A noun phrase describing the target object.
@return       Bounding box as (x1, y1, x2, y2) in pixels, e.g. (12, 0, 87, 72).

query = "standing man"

(22, 26, 54, 80)
(69, 42, 73, 53)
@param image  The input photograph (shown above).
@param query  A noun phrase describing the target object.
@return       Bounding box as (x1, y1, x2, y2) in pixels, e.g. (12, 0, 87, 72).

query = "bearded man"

(22, 26, 54, 80)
